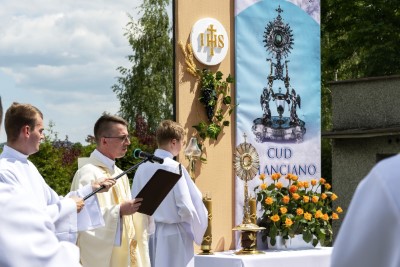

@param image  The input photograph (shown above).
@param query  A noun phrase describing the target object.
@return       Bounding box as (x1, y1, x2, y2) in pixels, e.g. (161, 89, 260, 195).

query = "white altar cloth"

(195, 247, 332, 267)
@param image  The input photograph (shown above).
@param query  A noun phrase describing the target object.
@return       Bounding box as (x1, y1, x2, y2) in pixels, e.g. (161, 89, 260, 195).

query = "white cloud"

(0, 0, 145, 143)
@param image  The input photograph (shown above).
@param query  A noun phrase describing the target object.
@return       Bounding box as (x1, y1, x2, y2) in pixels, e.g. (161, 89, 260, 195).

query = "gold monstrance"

(232, 134, 265, 255)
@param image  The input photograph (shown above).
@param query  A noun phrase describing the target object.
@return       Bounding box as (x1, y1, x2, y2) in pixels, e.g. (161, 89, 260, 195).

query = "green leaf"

(223, 121, 230, 126)
(223, 96, 231, 105)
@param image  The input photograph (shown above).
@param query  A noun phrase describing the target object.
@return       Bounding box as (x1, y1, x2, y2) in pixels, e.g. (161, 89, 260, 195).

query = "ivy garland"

(179, 41, 236, 143)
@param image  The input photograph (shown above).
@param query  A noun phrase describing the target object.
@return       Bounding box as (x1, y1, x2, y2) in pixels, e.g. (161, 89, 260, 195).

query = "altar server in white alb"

(71, 114, 150, 267)
(0, 102, 115, 243)
(0, 97, 81, 267)
(331, 155, 400, 267)
(132, 120, 208, 267)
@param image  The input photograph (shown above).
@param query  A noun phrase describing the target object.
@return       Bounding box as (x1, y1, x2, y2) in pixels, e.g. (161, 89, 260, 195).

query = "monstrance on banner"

(234, 0, 321, 246)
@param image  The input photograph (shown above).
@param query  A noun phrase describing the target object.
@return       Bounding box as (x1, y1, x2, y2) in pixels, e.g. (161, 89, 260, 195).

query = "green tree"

(112, 0, 173, 138)
(321, 0, 400, 183)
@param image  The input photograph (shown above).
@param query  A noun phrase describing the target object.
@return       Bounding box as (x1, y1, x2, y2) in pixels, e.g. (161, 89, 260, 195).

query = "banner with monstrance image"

(234, 0, 321, 247)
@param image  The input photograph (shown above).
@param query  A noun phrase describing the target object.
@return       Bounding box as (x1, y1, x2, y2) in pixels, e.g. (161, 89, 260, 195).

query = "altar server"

(132, 120, 208, 267)
(331, 154, 400, 267)
(0, 97, 82, 267)
(71, 114, 150, 267)
(0, 102, 115, 243)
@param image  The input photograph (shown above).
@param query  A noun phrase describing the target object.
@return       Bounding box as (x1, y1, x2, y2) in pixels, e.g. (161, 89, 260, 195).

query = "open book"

(134, 163, 182, 216)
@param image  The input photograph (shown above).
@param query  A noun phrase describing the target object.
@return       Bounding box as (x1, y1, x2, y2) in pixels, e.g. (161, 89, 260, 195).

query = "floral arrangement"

(254, 173, 343, 247)
(178, 41, 235, 142)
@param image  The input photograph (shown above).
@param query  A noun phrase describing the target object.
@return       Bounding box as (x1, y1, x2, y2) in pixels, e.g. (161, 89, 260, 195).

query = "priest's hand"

(91, 178, 116, 193)
(120, 198, 143, 216)
(70, 195, 85, 213)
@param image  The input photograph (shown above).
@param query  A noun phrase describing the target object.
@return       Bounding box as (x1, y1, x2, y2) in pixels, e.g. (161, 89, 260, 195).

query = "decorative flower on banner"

(254, 173, 344, 247)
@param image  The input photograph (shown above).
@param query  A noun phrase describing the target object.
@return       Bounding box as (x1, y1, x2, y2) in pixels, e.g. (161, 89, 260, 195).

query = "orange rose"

(331, 193, 338, 201)
(324, 183, 331, 190)
(271, 173, 281, 181)
(304, 212, 312, 221)
(319, 178, 326, 184)
(315, 210, 323, 219)
(282, 195, 290, 204)
(260, 183, 267, 190)
(322, 213, 329, 221)
(259, 173, 266, 180)
(311, 179, 317, 186)
(297, 181, 304, 188)
(321, 193, 327, 200)
(291, 175, 298, 181)
(296, 208, 304, 215)
(265, 197, 274, 205)
(292, 193, 300, 200)
(280, 207, 288, 214)
(289, 185, 298, 193)
(312, 195, 319, 203)
(285, 173, 293, 180)
(336, 206, 343, 213)
(332, 212, 339, 220)
(303, 196, 310, 203)
(276, 182, 283, 189)
(271, 214, 280, 222)
(303, 181, 310, 188)
(284, 218, 293, 228)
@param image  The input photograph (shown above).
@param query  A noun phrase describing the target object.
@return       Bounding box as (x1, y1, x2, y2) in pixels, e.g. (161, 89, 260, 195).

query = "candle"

(201, 195, 212, 252)
(249, 197, 257, 224)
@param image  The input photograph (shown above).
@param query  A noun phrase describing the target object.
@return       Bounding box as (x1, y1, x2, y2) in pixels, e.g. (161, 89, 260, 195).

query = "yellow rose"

(336, 206, 343, 213)
(303, 181, 310, 188)
(259, 173, 266, 180)
(276, 182, 283, 189)
(271, 214, 280, 222)
(292, 193, 300, 200)
(331, 193, 338, 201)
(296, 208, 304, 215)
(282, 195, 290, 204)
(304, 212, 312, 221)
(332, 212, 339, 220)
(280, 207, 288, 214)
(260, 183, 267, 190)
(312, 195, 319, 203)
(265, 197, 274, 205)
(311, 179, 317, 186)
(324, 183, 331, 190)
(303, 195, 310, 203)
(284, 218, 293, 228)
(297, 181, 304, 188)
(291, 175, 298, 181)
(321, 193, 327, 200)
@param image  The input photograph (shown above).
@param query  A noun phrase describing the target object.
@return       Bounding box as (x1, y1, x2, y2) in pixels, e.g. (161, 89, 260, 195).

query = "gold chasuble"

(71, 152, 151, 267)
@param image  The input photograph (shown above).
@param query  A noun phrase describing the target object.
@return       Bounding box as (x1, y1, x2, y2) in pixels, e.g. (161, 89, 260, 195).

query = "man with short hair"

(0, 102, 115, 243)
(71, 114, 149, 267)
(0, 98, 81, 267)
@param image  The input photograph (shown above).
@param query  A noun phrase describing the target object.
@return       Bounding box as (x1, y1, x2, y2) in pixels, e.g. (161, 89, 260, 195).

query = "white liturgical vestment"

(0, 145, 104, 243)
(71, 149, 151, 267)
(132, 149, 208, 267)
(0, 183, 81, 267)
(331, 154, 400, 267)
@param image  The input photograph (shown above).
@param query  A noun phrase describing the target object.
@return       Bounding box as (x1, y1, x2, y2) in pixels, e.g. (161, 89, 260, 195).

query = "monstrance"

(232, 133, 265, 255)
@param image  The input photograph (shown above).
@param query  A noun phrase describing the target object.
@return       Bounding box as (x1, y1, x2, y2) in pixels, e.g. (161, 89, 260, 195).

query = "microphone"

(133, 149, 164, 164)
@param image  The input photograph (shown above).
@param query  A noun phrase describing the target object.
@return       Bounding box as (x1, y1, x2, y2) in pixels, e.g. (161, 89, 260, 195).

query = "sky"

(0, 0, 145, 144)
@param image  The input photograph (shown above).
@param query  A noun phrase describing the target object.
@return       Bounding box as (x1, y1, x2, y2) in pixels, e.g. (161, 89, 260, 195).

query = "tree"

(322, 0, 400, 81)
(112, 0, 173, 138)
(320, 0, 400, 182)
